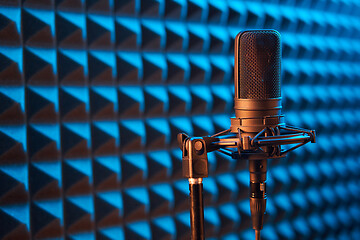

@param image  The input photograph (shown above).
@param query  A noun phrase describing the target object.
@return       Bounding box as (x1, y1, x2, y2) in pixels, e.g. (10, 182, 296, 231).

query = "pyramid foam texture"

(0, 0, 359, 239)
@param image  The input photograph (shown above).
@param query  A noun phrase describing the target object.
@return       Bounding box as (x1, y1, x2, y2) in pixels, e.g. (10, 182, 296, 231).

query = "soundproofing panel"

(0, 0, 359, 239)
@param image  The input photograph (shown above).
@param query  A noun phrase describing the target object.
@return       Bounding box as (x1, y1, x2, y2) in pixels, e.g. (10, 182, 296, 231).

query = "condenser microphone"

(232, 29, 282, 133)
(177, 29, 315, 240)
(232, 30, 282, 240)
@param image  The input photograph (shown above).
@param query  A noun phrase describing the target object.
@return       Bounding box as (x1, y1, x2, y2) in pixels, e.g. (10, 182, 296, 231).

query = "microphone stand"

(189, 177, 204, 240)
(178, 125, 315, 240)
(178, 134, 209, 240)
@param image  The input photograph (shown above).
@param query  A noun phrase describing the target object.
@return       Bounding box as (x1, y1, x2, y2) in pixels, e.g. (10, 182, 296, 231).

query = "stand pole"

(189, 178, 204, 240)
(255, 230, 260, 240)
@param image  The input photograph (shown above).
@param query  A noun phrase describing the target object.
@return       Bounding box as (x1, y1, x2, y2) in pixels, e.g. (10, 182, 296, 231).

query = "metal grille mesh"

(239, 30, 281, 99)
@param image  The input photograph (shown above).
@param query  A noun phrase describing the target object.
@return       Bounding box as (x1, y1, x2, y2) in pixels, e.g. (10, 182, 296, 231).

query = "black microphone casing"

(231, 30, 284, 133)
(232, 30, 283, 235)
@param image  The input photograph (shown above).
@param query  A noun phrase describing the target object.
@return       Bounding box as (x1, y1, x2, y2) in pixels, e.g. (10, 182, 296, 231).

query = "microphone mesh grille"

(239, 30, 281, 99)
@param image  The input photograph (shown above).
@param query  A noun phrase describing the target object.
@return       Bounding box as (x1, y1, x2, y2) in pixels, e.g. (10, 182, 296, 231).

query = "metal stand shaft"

(189, 178, 204, 240)
(255, 230, 260, 240)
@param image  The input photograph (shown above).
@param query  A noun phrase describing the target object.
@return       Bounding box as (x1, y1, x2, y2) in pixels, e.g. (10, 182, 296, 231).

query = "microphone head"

(231, 30, 284, 132)
(236, 30, 281, 100)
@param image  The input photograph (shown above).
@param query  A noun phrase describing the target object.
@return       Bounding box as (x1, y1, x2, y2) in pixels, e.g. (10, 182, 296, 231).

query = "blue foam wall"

(0, 0, 359, 239)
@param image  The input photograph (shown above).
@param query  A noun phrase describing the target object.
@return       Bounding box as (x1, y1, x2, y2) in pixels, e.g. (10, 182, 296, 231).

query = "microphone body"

(231, 30, 283, 133)
(232, 30, 282, 237)
(178, 30, 315, 240)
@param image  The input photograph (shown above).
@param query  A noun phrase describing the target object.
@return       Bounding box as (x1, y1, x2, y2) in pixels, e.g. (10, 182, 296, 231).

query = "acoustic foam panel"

(0, 0, 359, 239)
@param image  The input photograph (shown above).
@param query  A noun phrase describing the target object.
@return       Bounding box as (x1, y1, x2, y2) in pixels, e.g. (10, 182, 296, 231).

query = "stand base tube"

(189, 178, 204, 240)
